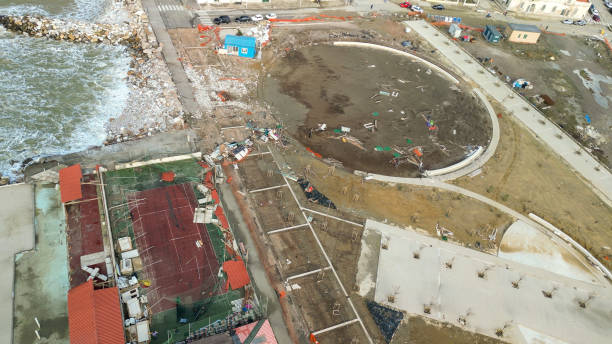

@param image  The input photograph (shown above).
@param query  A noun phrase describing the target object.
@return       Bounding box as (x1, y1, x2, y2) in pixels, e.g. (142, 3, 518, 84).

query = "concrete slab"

(0, 183, 35, 344)
(356, 228, 381, 299)
(499, 221, 597, 284)
(13, 184, 69, 344)
(367, 219, 612, 344)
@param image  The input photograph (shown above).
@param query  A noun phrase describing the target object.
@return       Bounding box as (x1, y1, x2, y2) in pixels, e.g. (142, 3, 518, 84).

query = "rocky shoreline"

(0, 0, 184, 182)
(0, 14, 141, 48)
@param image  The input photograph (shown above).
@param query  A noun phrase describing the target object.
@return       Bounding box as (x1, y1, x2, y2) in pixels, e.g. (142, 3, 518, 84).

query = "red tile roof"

(161, 171, 176, 182)
(223, 258, 250, 290)
(235, 320, 278, 344)
(59, 164, 83, 203)
(68, 280, 125, 344)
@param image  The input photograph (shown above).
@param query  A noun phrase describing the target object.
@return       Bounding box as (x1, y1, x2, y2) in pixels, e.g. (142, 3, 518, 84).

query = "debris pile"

(103, 1, 183, 144)
(185, 65, 256, 118)
(297, 178, 336, 209)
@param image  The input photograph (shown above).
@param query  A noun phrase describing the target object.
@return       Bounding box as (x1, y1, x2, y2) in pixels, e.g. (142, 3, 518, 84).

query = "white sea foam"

(0, 0, 130, 180)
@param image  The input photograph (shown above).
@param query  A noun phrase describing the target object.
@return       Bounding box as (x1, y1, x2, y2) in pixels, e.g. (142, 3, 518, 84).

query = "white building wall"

(505, 0, 590, 19)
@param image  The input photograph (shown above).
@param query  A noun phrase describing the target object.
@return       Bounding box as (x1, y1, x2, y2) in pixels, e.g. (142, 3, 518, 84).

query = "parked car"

(251, 14, 264, 21)
(399, 2, 412, 8)
(432, 4, 445, 10)
(265, 13, 277, 19)
(605, 2, 612, 9)
(573, 19, 586, 26)
(593, 14, 601, 22)
(590, 8, 600, 15)
(235, 15, 251, 22)
(561, 19, 573, 24)
(213, 15, 231, 25)
(410, 5, 423, 13)
(411, 5, 424, 13)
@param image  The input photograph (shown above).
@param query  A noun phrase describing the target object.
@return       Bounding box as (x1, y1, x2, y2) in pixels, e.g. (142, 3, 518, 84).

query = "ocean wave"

(0, 0, 130, 180)
(0, 29, 130, 180)
(0, 0, 111, 21)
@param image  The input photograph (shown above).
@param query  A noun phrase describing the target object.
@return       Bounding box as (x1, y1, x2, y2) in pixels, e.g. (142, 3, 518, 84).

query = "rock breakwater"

(0, 14, 141, 49)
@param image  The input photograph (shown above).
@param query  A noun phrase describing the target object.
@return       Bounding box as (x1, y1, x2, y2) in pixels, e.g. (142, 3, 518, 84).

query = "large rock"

(0, 15, 141, 50)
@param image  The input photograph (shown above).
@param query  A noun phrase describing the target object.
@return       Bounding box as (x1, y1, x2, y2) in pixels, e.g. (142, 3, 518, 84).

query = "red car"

(400, 2, 412, 8)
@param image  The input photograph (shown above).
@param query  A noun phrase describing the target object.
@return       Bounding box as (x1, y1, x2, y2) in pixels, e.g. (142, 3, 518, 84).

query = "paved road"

(405, 20, 612, 206)
(399, 0, 611, 37)
(154, 0, 194, 28)
(142, 0, 200, 116)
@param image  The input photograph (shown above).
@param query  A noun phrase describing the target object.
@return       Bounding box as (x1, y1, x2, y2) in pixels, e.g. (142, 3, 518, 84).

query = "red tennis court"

(128, 183, 219, 314)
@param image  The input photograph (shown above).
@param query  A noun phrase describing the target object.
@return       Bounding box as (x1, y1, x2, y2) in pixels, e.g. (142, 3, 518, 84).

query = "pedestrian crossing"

(157, 4, 184, 12)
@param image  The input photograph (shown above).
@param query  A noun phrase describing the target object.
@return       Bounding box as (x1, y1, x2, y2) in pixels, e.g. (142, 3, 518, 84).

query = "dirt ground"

(268, 228, 327, 277)
(451, 25, 612, 166)
(280, 146, 513, 252)
(235, 154, 285, 191)
(251, 188, 306, 232)
(262, 44, 491, 176)
(453, 106, 612, 270)
(391, 316, 505, 344)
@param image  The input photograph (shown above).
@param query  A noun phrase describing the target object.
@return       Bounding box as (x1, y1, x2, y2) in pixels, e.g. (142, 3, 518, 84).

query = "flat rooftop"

(0, 184, 35, 344)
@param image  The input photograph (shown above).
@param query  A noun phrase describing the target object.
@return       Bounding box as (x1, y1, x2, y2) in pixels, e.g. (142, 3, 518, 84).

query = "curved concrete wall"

(332, 41, 459, 84)
(333, 42, 499, 180)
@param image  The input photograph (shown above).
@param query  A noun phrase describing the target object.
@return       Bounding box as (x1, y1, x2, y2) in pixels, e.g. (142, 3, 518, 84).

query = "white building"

(502, 0, 590, 19)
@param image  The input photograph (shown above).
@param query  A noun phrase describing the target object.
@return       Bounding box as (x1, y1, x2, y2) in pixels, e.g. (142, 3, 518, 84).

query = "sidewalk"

(142, 0, 200, 116)
(405, 20, 612, 206)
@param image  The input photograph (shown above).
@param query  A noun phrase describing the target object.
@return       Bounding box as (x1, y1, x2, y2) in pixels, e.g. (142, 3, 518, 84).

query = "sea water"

(0, 0, 130, 179)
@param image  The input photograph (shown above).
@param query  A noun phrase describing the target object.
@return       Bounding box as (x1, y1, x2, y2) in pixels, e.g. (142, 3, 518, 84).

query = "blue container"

(224, 35, 257, 58)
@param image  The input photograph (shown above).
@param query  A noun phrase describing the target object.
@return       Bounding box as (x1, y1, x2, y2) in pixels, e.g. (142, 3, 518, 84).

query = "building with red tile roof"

(67, 280, 125, 344)
(59, 164, 83, 203)
(223, 258, 250, 290)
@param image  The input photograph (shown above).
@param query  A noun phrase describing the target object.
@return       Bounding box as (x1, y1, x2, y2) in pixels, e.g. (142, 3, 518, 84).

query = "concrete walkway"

(405, 20, 612, 206)
(0, 183, 35, 344)
(142, 0, 200, 116)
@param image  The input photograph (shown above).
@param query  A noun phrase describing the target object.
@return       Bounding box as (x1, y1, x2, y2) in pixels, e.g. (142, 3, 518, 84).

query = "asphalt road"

(154, 0, 194, 28)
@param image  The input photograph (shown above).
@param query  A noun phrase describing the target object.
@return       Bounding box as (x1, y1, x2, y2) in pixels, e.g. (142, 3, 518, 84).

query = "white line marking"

(249, 184, 287, 193)
(301, 208, 364, 228)
(221, 125, 246, 130)
(266, 223, 308, 234)
(268, 147, 374, 344)
(249, 151, 272, 157)
(286, 267, 332, 281)
(312, 319, 360, 336)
